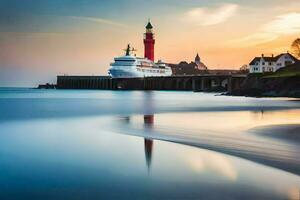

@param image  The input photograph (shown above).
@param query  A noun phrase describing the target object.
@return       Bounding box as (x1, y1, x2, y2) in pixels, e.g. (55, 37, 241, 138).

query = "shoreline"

(226, 89, 300, 98)
(112, 120, 300, 177)
(225, 92, 300, 99)
(249, 124, 300, 145)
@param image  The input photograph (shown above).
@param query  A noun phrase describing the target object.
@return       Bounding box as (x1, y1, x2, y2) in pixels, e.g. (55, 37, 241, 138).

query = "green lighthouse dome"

(146, 21, 153, 29)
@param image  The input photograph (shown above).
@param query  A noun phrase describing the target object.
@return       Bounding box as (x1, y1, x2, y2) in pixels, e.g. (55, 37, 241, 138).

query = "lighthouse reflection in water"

(119, 92, 155, 172)
(143, 91, 155, 172)
(144, 115, 154, 172)
(119, 115, 154, 172)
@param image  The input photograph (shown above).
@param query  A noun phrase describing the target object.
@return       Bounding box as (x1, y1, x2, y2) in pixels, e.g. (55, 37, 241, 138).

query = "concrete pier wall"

(57, 75, 246, 92)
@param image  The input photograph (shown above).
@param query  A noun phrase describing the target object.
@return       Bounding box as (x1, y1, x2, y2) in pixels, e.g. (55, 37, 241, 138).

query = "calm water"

(0, 88, 300, 199)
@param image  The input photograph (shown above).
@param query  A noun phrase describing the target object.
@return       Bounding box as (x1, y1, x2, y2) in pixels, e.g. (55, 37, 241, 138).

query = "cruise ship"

(108, 44, 172, 78)
(108, 20, 172, 78)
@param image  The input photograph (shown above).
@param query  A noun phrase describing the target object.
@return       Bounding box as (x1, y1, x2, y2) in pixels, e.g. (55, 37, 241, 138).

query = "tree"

(291, 38, 300, 59)
(240, 64, 249, 73)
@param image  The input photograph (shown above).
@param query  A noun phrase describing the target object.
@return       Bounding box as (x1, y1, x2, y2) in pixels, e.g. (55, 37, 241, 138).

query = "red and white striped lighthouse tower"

(144, 20, 155, 61)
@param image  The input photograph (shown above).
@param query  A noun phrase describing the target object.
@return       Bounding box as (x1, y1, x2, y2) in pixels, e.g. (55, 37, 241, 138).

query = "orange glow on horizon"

(1, 1, 300, 85)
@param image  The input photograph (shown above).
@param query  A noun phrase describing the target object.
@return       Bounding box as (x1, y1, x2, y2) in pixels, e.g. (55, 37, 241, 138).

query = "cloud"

(184, 4, 239, 26)
(68, 16, 127, 28)
(263, 12, 300, 34)
(231, 12, 300, 46)
(187, 151, 237, 181)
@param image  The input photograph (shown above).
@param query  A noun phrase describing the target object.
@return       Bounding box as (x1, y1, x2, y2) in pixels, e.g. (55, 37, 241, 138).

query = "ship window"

(115, 59, 135, 62)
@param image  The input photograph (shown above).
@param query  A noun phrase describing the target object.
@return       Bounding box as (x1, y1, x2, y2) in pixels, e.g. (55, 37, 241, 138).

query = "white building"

(249, 53, 298, 73)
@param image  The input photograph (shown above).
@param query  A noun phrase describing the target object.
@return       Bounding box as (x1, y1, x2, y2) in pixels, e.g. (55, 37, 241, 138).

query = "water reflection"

(144, 115, 154, 128)
(115, 109, 300, 177)
(144, 114, 154, 172)
(1, 89, 300, 199)
(186, 150, 238, 181)
(119, 116, 131, 124)
(141, 91, 155, 173)
(0, 113, 300, 199)
(144, 138, 153, 172)
(118, 114, 155, 172)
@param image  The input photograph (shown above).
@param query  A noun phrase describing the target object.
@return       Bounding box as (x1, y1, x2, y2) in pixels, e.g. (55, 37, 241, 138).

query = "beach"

(0, 88, 300, 199)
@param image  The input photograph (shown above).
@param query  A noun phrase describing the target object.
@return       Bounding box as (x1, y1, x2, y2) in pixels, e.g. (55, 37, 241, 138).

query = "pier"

(56, 75, 246, 92)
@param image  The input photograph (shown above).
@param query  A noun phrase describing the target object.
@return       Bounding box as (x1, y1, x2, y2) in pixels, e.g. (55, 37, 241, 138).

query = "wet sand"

(112, 112, 300, 177)
(1, 89, 300, 199)
(249, 124, 300, 144)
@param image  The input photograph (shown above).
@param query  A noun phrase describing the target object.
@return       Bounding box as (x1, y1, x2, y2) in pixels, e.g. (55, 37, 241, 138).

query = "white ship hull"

(109, 66, 172, 78)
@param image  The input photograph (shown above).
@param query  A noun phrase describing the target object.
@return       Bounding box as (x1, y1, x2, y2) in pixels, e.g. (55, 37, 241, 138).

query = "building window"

(285, 61, 292, 66)
(269, 62, 272, 65)
(262, 62, 265, 65)
(262, 67, 265, 71)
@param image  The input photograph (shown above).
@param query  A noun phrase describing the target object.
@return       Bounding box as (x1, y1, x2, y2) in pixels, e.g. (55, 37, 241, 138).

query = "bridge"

(56, 74, 247, 92)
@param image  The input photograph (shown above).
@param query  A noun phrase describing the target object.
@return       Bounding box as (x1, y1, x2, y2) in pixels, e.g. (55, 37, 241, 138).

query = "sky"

(0, 0, 300, 86)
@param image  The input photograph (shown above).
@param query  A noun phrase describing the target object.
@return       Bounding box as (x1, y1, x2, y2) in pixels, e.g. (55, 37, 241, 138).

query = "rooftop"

(249, 53, 299, 65)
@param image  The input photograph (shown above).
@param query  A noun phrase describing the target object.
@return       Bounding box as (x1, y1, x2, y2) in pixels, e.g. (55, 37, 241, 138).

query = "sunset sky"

(1, 0, 300, 86)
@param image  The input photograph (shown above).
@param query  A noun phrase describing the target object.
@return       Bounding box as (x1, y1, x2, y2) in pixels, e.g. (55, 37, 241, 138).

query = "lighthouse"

(144, 20, 155, 61)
